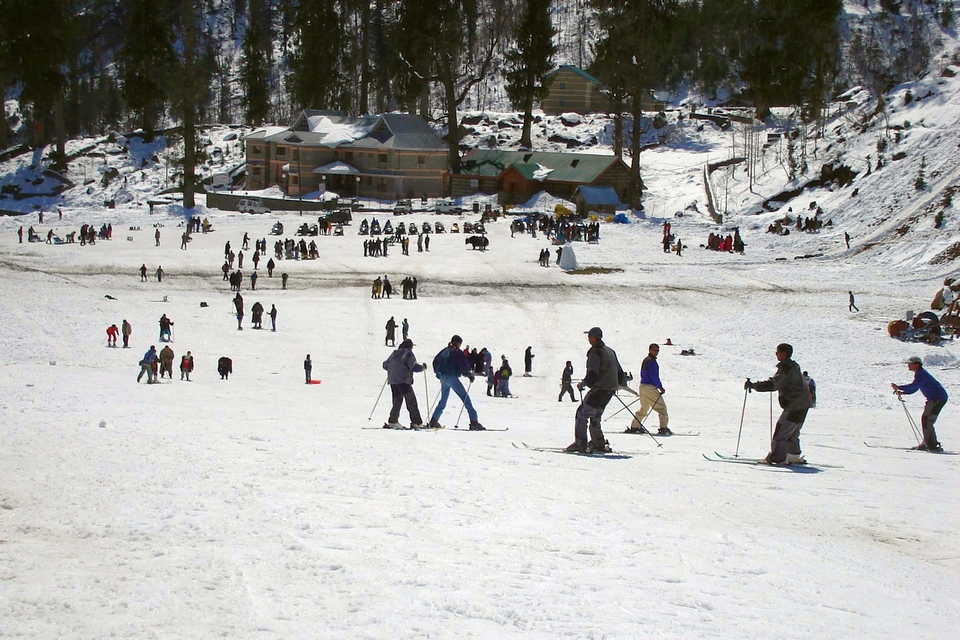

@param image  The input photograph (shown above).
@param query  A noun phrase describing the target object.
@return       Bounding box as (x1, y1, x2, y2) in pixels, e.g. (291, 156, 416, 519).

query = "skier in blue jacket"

(892, 356, 947, 452)
(429, 335, 484, 430)
(629, 343, 670, 435)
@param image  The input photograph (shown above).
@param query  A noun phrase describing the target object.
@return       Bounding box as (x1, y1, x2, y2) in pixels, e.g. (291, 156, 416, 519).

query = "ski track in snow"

(0, 201, 958, 638)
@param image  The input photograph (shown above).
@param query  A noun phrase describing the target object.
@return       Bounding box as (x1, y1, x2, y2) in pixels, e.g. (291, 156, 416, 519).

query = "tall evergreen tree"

(288, 0, 349, 111)
(119, 0, 176, 137)
(240, 0, 273, 124)
(504, 0, 557, 149)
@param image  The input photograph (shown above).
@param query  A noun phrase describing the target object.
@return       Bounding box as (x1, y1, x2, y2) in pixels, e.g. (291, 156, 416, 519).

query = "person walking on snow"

(497, 357, 513, 397)
(234, 293, 244, 330)
(156, 265, 164, 282)
(304, 354, 313, 384)
(251, 301, 264, 329)
(269, 304, 277, 331)
(524, 346, 534, 376)
(382, 339, 427, 429)
(158, 345, 175, 379)
(402, 318, 409, 341)
(106, 324, 119, 347)
(745, 343, 812, 465)
(122, 319, 132, 348)
(892, 356, 947, 452)
(429, 334, 484, 430)
(139, 264, 148, 281)
(566, 327, 624, 453)
(849, 291, 859, 312)
(629, 343, 670, 435)
(180, 351, 194, 381)
(158, 314, 173, 341)
(138, 345, 158, 383)
(385, 316, 397, 346)
(559, 361, 576, 402)
(155, 228, 160, 246)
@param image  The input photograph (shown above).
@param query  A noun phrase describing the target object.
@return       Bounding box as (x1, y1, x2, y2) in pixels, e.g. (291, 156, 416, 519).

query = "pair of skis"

(512, 442, 645, 458)
(702, 452, 845, 469)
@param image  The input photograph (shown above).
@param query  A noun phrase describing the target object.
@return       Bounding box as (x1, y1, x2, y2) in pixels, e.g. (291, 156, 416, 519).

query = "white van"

(238, 197, 270, 214)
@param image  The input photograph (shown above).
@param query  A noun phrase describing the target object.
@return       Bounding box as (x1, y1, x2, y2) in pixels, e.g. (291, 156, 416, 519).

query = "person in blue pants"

(429, 334, 485, 430)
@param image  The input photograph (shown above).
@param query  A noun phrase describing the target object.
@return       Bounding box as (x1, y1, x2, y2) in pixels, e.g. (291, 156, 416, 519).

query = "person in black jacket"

(524, 346, 534, 376)
(218, 356, 233, 380)
(745, 343, 812, 465)
(559, 361, 576, 402)
(567, 327, 624, 453)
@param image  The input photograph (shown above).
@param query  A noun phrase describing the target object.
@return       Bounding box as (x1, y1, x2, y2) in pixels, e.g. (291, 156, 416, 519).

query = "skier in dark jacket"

(382, 339, 426, 428)
(559, 361, 576, 402)
(567, 327, 624, 453)
(745, 343, 812, 464)
(429, 334, 484, 430)
(892, 356, 947, 451)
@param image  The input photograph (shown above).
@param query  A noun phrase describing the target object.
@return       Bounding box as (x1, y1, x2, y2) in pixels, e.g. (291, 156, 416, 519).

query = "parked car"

(393, 199, 412, 215)
(434, 198, 462, 214)
(320, 208, 353, 225)
(238, 197, 269, 214)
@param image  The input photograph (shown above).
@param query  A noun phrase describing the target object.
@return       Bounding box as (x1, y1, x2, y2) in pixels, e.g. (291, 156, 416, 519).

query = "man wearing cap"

(383, 339, 427, 429)
(567, 327, 625, 453)
(429, 335, 485, 430)
(892, 356, 947, 452)
(745, 343, 812, 464)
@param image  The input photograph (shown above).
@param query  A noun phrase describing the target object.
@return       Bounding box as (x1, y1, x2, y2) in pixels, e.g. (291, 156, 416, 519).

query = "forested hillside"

(0, 0, 956, 162)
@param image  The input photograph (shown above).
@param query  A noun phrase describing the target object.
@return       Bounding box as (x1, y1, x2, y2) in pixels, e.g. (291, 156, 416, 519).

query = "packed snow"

(4, 69, 960, 639)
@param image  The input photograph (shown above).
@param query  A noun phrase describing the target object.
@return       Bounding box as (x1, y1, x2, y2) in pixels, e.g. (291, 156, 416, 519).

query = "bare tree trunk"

(359, 1, 371, 115)
(444, 75, 460, 180)
(629, 103, 642, 208)
(53, 91, 67, 169)
(419, 83, 430, 119)
(612, 95, 623, 158)
(519, 74, 533, 149)
(183, 0, 197, 209)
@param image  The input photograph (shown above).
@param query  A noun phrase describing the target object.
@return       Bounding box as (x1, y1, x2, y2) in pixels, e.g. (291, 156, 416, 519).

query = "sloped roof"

(544, 65, 601, 85)
(460, 149, 625, 184)
(575, 185, 621, 206)
(246, 110, 445, 151)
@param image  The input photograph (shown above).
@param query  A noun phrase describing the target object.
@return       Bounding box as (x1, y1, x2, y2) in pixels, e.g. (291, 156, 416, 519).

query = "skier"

(217, 356, 233, 380)
(158, 314, 173, 341)
(158, 345, 175, 379)
(121, 319, 132, 348)
(138, 345, 158, 383)
(106, 324, 119, 347)
(382, 338, 427, 429)
(385, 316, 397, 346)
(630, 343, 671, 435)
(892, 356, 947, 452)
(559, 361, 576, 402)
(849, 291, 859, 312)
(269, 304, 277, 331)
(524, 346, 534, 376)
(428, 334, 484, 430)
(744, 343, 812, 465)
(251, 301, 264, 329)
(180, 351, 194, 381)
(304, 354, 313, 384)
(566, 327, 624, 453)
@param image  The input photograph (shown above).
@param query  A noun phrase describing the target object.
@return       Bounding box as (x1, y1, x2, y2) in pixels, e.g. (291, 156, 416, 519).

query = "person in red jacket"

(106, 324, 119, 347)
(180, 351, 195, 381)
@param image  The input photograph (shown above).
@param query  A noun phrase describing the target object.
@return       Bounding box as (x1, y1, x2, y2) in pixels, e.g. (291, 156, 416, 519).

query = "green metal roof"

(544, 65, 600, 85)
(459, 149, 623, 184)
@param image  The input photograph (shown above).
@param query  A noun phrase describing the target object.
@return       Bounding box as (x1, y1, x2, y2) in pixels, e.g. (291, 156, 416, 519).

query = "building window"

(559, 100, 565, 108)
(276, 147, 286, 157)
(417, 155, 426, 166)
(377, 178, 388, 191)
(292, 149, 299, 161)
(252, 145, 262, 154)
(559, 82, 566, 89)
(345, 151, 354, 162)
(292, 176, 299, 185)
(252, 166, 262, 176)
(378, 153, 388, 164)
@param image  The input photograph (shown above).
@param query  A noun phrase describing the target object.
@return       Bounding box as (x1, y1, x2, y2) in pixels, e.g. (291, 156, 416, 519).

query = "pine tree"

(505, 0, 557, 149)
(240, 0, 273, 124)
(119, 0, 176, 138)
(942, 1, 955, 28)
(288, 0, 349, 111)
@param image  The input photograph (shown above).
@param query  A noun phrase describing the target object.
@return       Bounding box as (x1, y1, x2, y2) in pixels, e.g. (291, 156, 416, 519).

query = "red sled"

(309, 379, 322, 384)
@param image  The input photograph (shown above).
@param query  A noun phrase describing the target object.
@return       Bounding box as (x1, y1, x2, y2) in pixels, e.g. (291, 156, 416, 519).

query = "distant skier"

(892, 356, 947, 452)
(744, 343, 812, 465)
(382, 339, 427, 429)
(385, 316, 397, 346)
(524, 346, 534, 376)
(429, 334, 484, 430)
(304, 354, 313, 384)
(218, 356, 233, 380)
(630, 343, 670, 435)
(566, 327, 624, 453)
(558, 361, 576, 402)
(106, 324, 119, 347)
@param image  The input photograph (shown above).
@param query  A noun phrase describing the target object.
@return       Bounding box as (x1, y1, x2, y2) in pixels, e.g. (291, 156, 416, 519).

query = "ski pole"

(613, 393, 661, 447)
(735, 384, 750, 458)
(422, 370, 430, 415)
(896, 392, 924, 444)
(606, 396, 640, 420)
(454, 379, 473, 428)
(368, 376, 389, 422)
(769, 392, 773, 444)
